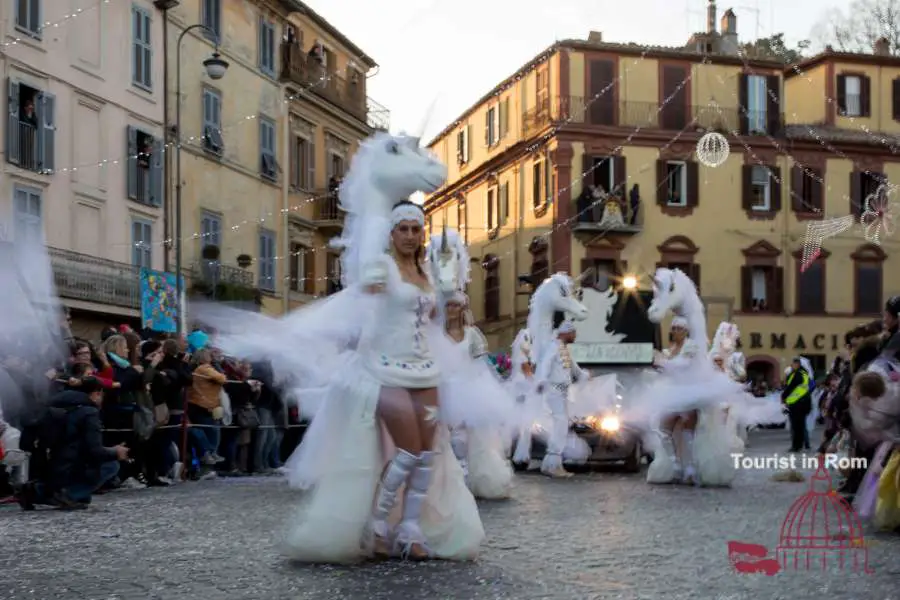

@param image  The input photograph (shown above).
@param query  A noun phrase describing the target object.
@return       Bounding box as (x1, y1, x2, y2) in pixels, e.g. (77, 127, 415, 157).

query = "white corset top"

(363, 269, 441, 389)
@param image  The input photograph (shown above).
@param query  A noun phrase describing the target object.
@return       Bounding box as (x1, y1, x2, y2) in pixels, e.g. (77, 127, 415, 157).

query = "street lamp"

(174, 24, 229, 334)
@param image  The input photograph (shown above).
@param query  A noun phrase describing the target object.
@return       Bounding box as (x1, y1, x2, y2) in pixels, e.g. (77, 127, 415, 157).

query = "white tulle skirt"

(466, 428, 514, 500)
(282, 354, 485, 563)
(694, 406, 737, 487)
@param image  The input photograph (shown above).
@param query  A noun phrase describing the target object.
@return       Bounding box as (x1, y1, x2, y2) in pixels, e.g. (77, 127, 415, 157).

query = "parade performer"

(425, 225, 514, 499)
(709, 322, 748, 451)
(201, 133, 484, 563)
(640, 268, 745, 486)
(535, 320, 589, 478)
(512, 274, 588, 476)
(510, 329, 537, 465)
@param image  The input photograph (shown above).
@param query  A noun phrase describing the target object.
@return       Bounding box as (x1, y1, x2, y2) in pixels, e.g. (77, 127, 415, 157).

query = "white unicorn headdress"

(710, 322, 740, 358)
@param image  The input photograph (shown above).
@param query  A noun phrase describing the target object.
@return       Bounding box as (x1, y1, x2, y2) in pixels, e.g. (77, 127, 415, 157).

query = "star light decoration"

(800, 216, 855, 272)
(695, 132, 730, 167)
(860, 183, 899, 245)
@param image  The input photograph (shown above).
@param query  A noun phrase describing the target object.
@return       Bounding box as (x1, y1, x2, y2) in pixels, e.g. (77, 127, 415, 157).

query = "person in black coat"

(18, 380, 129, 510)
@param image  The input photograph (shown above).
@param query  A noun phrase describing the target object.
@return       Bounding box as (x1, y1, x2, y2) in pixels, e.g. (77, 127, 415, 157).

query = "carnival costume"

(202, 134, 484, 563)
(535, 321, 588, 477)
(510, 329, 537, 465)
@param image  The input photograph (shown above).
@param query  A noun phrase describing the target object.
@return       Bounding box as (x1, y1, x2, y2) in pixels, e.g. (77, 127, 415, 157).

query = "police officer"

(782, 357, 811, 453)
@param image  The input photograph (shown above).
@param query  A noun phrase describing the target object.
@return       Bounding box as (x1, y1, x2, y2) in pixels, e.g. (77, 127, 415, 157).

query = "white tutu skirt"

(282, 354, 484, 563)
(694, 406, 736, 487)
(466, 429, 514, 500)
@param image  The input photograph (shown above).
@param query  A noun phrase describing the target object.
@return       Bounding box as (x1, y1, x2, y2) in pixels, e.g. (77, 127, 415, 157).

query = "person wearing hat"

(782, 357, 812, 452)
(534, 319, 588, 478)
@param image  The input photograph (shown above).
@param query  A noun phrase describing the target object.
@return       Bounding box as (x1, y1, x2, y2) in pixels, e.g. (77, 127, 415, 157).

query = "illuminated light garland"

(860, 183, 899, 245)
(695, 131, 729, 167)
(1, 0, 109, 49)
(800, 216, 855, 271)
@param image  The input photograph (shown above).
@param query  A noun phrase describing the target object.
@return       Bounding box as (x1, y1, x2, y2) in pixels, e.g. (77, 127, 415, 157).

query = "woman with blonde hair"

(187, 348, 227, 466)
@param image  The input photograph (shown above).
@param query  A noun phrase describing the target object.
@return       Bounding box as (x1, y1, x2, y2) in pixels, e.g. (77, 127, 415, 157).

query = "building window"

(838, 74, 867, 117)
(532, 161, 546, 208)
(749, 166, 770, 210)
(591, 157, 614, 194)
(852, 243, 886, 315)
(529, 237, 549, 290)
(200, 210, 222, 250)
(15, 0, 41, 38)
(132, 6, 153, 91)
(327, 152, 344, 182)
(485, 106, 499, 147)
(5, 80, 55, 173)
(201, 0, 222, 41)
(483, 254, 500, 321)
(457, 197, 467, 243)
(127, 126, 162, 206)
(486, 187, 497, 232)
(258, 16, 276, 76)
(456, 126, 470, 164)
(259, 117, 277, 180)
(791, 166, 823, 213)
(202, 88, 224, 155)
(582, 259, 619, 291)
(289, 242, 314, 294)
(794, 249, 827, 314)
(800, 354, 827, 378)
(326, 252, 342, 295)
(740, 240, 783, 313)
(290, 134, 315, 190)
(132, 219, 152, 269)
(746, 75, 767, 133)
(850, 170, 885, 217)
(13, 185, 42, 245)
(258, 229, 276, 291)
(664, 161, 687, 206)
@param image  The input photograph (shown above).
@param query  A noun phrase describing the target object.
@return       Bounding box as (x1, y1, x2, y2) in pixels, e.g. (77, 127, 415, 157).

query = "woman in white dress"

(444, 293, 514, 499)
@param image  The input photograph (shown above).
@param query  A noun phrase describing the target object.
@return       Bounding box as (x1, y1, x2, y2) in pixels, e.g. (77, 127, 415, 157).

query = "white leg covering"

(541, 390, 570, 475)
(681, 430, 696, 485)
(662, 430, 681, 480)
(370, 449, 418, 542)
(450, 428, 469, 483)
(394, 451, 435, 558)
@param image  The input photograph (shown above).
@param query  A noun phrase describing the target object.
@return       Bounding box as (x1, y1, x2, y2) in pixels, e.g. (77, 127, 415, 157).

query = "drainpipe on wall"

(281, 89, 291, 316)
(511, 163, 521, 337)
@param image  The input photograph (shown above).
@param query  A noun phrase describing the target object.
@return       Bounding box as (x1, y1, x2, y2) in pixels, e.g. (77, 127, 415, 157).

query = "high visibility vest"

(784, 369, 810, 405)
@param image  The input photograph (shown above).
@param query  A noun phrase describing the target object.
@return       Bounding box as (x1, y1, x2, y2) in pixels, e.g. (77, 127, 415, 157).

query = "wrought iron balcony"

(314, 191, 344, 231)
(280, 42, 389, 130)
(49, 248, 141, 309)
(572, 193, 642, 237)
(191, 261, 254, 288)
(522, 96, 783, 137)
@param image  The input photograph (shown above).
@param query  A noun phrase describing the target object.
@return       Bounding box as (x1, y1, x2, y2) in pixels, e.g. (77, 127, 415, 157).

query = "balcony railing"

(7, 119, 40, 172)
(49, 248, 141, 309)
(280, 42, 390, 130)
(192, 262, 254, 288)
(315, 192, 343, 222)
(572, 193, 642, 235)
(522, 97, 783, 136)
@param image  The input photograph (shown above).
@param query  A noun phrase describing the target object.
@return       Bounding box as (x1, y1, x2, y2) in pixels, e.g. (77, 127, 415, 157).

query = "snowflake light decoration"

(696, 132, 729, 168)
(860, 183, 899, 245)
(800, 216, 855, 272)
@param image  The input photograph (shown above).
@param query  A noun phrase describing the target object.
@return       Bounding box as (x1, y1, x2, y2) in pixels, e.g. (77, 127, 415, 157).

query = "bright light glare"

(600, 416, 620, 432)
(622, 275, 638, 290)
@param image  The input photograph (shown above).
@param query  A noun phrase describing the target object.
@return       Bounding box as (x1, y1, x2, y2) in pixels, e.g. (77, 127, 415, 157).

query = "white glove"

(361, 258, 389, 289)
(212, 406, 224, 420)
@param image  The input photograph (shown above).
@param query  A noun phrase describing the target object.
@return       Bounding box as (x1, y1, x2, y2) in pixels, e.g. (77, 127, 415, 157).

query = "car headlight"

(600, 416, 620, 432)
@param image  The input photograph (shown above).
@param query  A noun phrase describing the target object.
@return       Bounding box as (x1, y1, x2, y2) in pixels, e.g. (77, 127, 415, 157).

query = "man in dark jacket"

(17, 379, 128, 510)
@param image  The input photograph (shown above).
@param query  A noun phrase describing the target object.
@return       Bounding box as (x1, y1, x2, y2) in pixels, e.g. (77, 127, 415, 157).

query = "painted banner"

(140, 268, 183, 333)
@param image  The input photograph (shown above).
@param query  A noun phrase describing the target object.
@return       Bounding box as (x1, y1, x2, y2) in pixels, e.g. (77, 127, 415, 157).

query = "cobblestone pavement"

(2, 429, 898, 600)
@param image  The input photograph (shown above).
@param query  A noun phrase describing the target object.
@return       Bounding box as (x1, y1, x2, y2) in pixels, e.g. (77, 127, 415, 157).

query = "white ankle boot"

(394, 451, 434, 559)
(369, 449, 417, 553)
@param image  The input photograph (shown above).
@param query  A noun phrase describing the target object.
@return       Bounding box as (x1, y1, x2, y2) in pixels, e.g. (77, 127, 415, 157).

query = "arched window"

(483, 254, 500, 321)
(528, 236, 548, 290)
(740, 240, 783, 313)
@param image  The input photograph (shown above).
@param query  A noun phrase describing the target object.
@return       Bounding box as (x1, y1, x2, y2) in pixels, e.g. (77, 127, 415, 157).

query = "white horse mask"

(369, 134, 447, 200)
(531, 273, 589, 322)
(713, 322, 740, 355)
(647, 268, 690, 323)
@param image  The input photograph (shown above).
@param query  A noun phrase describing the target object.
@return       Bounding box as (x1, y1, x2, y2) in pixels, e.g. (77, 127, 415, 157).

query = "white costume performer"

(201, 134, 485, 563)
(535, 321, 588, 477)
(510, 329, 537, 464)
(709, 322, 748, 452)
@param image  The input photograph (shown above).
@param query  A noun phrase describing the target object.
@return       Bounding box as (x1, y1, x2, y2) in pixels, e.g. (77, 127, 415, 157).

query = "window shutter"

(307, 137, 315, 189)
(589, 60, 615, 125)
(850, 171, 862, 216)
(38, 92, 55, 172)
(690, 263, 701, 294)
(7, 79, 20, 166)
(772, 267, 784, 312)
(613, 155, 627, 196)
(860, 75, 872, 117)
(150, 136, 164, 207)
(740, 266, 752, 311)
(770, 166, 782, 211)
(893, 78, 900, 121)
(500, 182, 509, 225)
(686, 160, 699, 206)
(741, 165, 753, 210)
(738, 74, 749, 135)
(499, 98, 509, 137)
(484, 110, 490, 146)
(836, 75, 847, 115)
(304, 248, 315, 295)
(258, 16, 265, 69)
(126, 126, 138, 200)
(289, 136, 298, 188)
(790, 165, 802, 211)
(466, 125, 472, 161)
(656, 160, 667, 205)
(813, 169, 824, 211)
(766, 75, 780, 134)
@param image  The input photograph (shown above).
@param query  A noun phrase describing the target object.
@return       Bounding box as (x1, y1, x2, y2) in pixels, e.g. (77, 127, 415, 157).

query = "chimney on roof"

(720, 8, 738, 54)
(707, 0, 717, 34)
(588, 31, 603, 43)
(874, 36, 891, 56)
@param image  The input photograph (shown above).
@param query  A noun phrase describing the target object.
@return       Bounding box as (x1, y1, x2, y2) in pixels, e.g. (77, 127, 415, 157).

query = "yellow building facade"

(165, 0, 382, 315)
(426, 31, 900, 383)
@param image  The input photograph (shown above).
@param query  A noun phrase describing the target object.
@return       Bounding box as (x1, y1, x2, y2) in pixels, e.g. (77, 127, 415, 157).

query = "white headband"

(557, 320, 576, 334)
(671, 316, 688, 329)
(391, 204, 425, 228)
